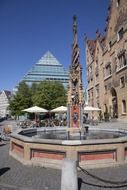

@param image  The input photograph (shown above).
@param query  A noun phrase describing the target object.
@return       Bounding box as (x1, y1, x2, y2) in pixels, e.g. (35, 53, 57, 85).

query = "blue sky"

(0, 0, 109, 91)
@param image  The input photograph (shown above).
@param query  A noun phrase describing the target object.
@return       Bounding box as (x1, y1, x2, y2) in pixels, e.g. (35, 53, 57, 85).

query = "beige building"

(86, 0, 127, 121)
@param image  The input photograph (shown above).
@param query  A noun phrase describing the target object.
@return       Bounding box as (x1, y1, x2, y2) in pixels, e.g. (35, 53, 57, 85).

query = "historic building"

(86, 0, 127, 121)
(19, 51, 69, 88)
(0, 90, 12, 118)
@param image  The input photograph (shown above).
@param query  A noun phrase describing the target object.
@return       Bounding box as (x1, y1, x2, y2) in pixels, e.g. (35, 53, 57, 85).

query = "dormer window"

(117, 0, 120, 7)
(108, 41, 112, 51)
(117, 27, 123, 41)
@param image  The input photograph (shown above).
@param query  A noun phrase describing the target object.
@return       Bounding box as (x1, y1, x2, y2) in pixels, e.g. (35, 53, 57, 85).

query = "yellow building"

(86, 0, 127, 121)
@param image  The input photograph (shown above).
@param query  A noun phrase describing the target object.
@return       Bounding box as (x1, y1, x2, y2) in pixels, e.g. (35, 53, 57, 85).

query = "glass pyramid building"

(22, 51, 69, 88)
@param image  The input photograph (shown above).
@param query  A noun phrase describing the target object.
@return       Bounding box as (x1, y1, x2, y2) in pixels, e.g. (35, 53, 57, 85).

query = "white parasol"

(23, 106, 48, 113)
(22, 106, 48, 122)
(51, 106, 67, 113)
(84, 106, 101, 112)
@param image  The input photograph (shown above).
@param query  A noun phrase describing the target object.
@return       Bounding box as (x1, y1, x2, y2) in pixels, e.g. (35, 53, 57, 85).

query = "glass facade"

(22, 51, 69, 88)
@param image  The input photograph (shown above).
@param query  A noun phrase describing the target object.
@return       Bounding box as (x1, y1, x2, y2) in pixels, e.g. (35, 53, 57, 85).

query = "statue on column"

(67, 16, 84, 128)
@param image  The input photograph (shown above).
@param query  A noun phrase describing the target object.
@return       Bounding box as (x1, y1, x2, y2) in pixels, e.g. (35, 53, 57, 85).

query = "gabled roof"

(3, 90, 12, 99)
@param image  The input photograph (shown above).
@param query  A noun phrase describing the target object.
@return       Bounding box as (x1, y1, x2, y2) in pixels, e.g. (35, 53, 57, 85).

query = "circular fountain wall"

(10, 127, 127, 169)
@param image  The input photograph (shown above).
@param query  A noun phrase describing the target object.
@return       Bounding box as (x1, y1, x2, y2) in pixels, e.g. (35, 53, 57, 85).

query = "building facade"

(0, 90, 12, 118)
(86, 0, 127, 121)
(21, 51, 69, 88)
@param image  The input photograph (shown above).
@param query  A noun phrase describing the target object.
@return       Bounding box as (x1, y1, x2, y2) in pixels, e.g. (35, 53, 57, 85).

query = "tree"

(9, 80, 67, 117)
(32, 81, 67, 110)
(9, 81, 32, 117)
(30, 82, 38, 97)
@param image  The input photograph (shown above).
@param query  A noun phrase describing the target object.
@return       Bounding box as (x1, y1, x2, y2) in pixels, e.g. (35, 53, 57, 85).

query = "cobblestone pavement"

(0, 144, 61, 190)
(1, 144, 127, 190)
(0, 120, 127, 190)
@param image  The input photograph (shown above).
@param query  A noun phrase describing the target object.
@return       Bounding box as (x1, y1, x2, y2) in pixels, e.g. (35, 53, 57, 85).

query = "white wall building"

(0, 90, 12, 118)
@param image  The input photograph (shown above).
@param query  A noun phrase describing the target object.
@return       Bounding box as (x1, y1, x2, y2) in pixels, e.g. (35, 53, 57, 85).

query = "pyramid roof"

(36, 51, 62, 66)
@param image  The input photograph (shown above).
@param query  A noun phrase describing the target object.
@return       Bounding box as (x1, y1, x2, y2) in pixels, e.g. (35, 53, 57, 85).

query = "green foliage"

(9, 81, 32, 116)
(32, 81, 67, 110)
(30, 83, 38, 97)
(9, 80, 67, 116)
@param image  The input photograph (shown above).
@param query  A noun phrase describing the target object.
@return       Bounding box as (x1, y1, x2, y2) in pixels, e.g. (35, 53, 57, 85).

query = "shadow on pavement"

(0, 167, 10, 176)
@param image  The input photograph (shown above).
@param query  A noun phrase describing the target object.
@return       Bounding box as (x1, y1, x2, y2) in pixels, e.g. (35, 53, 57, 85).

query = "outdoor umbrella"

(22, 106, 48, 122)
(51, 106, 67, 113)
(84, 106, 101, 112)
(51, 106, 67, 123)
(84, 106, 101, 122)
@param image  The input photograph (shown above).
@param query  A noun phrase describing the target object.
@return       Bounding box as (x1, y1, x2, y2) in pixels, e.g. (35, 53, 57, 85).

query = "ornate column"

(67, 16, 84, 128)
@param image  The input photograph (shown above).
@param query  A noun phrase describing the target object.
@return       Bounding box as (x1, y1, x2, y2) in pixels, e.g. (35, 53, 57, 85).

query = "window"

(120, 76, 125, 88)
(117, 28, 123, 41)
(89, 65, 92, 73)
(91, 88, 94, 99)
(103, 67, 105, 78)
(88, 65, 93, 82)
(108, 41, 112, 51)
(109, 41, 112, 48)
(97, 103, 100, 108)
(96, 85, 99, 97)
(88, 91, 90, 100)
(105, 63, 112, 77)
(122, 100, 126, 113)
(97, 47, 99, 54)
(117, 50, 127, 70)
(117, 0, 120, 7)
(95, 59, 99, 76)
(104, 85, 108, 94)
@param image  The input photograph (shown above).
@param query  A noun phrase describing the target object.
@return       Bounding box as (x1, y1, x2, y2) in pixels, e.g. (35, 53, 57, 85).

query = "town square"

(0, 0, 127, 190)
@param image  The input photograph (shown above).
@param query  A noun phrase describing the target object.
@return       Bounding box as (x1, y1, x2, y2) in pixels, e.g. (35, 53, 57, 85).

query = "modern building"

(21, 51, 69, 88)
(0, 90, 12, 118)
(86, 0, 127, 121)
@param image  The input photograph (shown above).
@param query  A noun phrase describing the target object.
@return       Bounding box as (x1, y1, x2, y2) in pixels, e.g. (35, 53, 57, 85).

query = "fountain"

(10, 17, 127, 169)
(67, 15, 84, 130)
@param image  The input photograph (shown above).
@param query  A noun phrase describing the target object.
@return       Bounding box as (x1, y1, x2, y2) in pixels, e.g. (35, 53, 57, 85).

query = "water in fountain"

(20, 127, 126, 140)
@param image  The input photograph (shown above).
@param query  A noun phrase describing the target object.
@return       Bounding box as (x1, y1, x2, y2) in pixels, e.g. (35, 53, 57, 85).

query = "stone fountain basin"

(9, 127, 127, 169)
